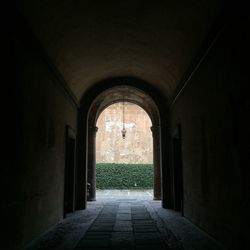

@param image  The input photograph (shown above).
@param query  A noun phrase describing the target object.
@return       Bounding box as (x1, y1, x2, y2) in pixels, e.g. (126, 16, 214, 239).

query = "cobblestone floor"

(75, 200, 179, 250)
(25, 190, 225, 250)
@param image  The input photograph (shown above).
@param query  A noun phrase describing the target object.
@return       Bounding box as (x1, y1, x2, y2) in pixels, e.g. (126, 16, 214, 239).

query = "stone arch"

(88, 86, 160, 201)
(76, 77, 172, 209)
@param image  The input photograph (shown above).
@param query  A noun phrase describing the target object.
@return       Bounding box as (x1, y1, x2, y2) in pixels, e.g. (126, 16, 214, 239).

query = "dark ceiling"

(16, 0, 224, 101)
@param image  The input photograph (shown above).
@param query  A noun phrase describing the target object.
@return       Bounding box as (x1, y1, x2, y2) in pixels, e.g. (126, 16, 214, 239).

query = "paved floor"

(96, 189, 153, 200)
(25, 190, 225, 250)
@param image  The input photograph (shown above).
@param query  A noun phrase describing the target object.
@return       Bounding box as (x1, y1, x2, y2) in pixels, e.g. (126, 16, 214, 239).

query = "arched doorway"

(95, 102, 154, 197)
(87, 86, 161, 202)
(76, 77, 172, 209)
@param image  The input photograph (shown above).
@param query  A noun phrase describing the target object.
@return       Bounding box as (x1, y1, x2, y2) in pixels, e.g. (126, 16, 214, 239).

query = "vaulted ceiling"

(16, 0, 224, 101)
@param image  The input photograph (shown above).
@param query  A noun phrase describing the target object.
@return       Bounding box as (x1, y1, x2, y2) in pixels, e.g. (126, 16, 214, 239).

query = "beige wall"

(96, 103, 153, 164)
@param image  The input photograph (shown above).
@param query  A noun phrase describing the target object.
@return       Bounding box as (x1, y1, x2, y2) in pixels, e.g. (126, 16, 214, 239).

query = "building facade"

(96, 103, 153, 164)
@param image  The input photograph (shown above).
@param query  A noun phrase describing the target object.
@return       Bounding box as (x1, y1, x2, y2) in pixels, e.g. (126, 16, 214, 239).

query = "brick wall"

(96, 103, 153, 163)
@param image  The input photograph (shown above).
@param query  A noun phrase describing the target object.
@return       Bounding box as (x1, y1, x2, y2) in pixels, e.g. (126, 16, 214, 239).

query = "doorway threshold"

(96, 189, 153, 201)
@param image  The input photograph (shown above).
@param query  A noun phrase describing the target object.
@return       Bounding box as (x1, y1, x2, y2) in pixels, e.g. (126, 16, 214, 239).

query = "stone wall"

(7, 20, 78, 250)
(96, 103, 153, 164)
(170, 21, 250, 249)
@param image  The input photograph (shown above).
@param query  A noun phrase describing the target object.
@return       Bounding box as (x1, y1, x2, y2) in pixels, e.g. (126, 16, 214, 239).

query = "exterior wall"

(96, 103, 153, 164)
(5, 21, 78, 250)
(170, 20, 250, 249)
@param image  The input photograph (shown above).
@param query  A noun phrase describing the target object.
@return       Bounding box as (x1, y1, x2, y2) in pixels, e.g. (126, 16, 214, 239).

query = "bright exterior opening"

(96, 102, 153, 199)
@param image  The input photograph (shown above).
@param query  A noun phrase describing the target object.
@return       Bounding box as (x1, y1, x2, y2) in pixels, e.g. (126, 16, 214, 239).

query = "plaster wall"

(170, 21, 250, 249)
(7, 26, 77, 250)
(96, 103, 153, 164)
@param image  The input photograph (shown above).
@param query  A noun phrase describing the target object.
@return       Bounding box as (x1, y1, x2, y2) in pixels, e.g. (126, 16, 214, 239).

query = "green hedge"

(96, 163, 153, 189)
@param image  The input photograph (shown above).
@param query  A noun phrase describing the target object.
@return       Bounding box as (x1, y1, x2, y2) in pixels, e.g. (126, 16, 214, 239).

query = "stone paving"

(75, 200, 175, 250)
(25, 190, 225, 250)
(96, 189, 153, 200)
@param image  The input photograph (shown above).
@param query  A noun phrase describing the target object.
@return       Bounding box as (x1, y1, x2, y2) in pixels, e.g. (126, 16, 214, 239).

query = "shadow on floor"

(24, 190, 225, 250)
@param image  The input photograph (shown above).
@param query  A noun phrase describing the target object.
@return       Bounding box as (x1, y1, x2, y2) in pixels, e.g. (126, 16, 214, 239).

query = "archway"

(95, 102, 154, 197)
(76, 77, 172, 210)
(88, 86, 161, 202)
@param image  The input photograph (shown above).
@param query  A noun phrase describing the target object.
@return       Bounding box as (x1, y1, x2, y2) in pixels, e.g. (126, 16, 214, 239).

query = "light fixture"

(121, 98, 126, 139)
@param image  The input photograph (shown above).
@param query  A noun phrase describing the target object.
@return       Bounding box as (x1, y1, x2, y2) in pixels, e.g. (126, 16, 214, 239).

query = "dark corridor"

(5, 1, 250, 250)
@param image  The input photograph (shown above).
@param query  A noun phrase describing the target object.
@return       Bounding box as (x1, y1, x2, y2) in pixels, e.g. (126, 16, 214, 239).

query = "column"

(151, 125, 162, 200)
(87, 126, 98, 201)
